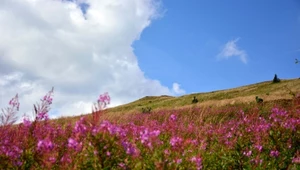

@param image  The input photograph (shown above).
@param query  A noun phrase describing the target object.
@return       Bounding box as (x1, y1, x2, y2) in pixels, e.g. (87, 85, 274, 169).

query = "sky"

(0, 0, 299, 121)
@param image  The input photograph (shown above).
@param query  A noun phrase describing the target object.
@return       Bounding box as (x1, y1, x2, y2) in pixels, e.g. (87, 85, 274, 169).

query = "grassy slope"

(56, 78, 300, 124)
(108, 79, 300, 111)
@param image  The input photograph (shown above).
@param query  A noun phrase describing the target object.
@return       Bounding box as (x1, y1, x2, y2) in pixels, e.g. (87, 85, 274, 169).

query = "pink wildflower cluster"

(0, 94, 20, 125)
(0, 90, 300, 169)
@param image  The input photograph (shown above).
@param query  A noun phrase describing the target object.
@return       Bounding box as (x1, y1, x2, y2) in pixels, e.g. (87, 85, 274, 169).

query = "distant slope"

(106, 78, 300, 114)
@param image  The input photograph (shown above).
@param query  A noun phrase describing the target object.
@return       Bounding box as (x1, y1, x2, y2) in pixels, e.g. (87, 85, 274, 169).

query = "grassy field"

(91, 78, 300, 122)
(1, 78, 300, 169)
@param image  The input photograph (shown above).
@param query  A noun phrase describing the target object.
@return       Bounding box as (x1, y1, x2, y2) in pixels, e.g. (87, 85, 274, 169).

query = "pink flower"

(175, 158, 182, 164)
(169, 114, 177, 121)
(190, 156, 203, 170)
(49, 157, 56, 163)
(98, 92, 110, 105)
(37, 112, 48, 121)
(118, 163, 126, 169)
(122, 141, 139, 156)
(67, 138, 81, 151)
(292, 156, 300, 164)
(106, 151, 111, 156)
(22, 116, 31, 127)
(254, 144, 263, 152)
(74, 117, 87, 133)
(170, 136, 183, 147)
(270, 150, 280, 157)
(164, 149, 170, 155)
(243, 150, 252, 157)
(151, 130, 161, 136)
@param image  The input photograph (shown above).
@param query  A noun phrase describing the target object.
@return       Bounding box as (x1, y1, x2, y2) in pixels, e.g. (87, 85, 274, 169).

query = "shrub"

(273, 74, 281, 83)
(141, 107, 152, 114)
(256, 96, 263, 103)
(192, 96, 198, 104)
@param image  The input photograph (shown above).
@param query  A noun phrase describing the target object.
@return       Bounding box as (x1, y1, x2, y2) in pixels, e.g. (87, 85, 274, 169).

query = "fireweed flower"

(170, 136, 183, 147)
(164, 149, 170, 155)
(22, 116, 32, 127)
(174, 158, 182, 164)
(74, 117, 87, 133)
(254, 144, 263, 152)
(292, 155, 300, 164)
(1, 94, 20, 125)
(94, 92, 111, 111)
(98, 92, 110, 105)
(243, 150, 252, 157)
(49, 157, 56, 163)
(151, 129, 161, 136)
(169, 114, 177, 121)
(118, 163, 126, 169)
(106, 151, 111, 157)
(9, 94, 20, 110)
(37, 112, 49, 121)
(139, 128, 160, 146)
(190, 156, 203, 170)
(121, 141, 139, 156)
(68, 138, 82, 151)
(5, 145, 22, 160)
(34, 87, 54, 121)
(251, 157, 263, 165)
(140, 129, 150, 144)
(270, 150, 280, 157)
(60, 154, 71, 163)
(37, 139, 54, 151)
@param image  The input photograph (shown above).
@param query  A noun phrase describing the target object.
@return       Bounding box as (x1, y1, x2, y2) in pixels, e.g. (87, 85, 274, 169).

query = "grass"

(0, 78, 300, 169)
(96, 78, 300, 122)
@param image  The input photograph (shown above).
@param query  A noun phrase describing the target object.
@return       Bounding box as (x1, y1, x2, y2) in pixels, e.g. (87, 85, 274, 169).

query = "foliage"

(0, 89, 300, 169)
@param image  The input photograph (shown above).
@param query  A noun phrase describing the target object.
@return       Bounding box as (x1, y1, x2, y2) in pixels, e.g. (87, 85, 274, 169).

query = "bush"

(192, 96, 198, 104)
(273, 74, 280, 83)
(141, 107, 152, 114)
(256, 96, 263, 103)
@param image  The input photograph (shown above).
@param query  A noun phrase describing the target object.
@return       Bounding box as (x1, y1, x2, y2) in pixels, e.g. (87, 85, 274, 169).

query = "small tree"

(272, 74, 280, 83)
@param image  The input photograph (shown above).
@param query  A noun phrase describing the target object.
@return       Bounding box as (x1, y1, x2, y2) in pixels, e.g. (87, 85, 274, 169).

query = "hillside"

(3, 78, 300, 169)
(104, 78, 300, 113)
(54, 78, 300, 125)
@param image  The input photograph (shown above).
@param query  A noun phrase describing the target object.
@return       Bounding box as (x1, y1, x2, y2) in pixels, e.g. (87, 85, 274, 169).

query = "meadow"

(0, 79, 300, 169)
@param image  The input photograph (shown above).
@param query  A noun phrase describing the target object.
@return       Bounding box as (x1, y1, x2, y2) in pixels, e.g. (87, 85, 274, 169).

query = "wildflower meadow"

(0, 88, 299, 169)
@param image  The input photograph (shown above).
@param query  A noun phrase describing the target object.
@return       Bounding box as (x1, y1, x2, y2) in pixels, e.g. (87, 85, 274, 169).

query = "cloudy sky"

(0, 0, 299, 120)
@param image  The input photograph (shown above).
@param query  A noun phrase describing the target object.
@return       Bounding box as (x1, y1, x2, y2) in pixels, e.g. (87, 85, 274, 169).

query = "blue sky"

(0, 0, 299, 119)
(134, 0, 300, 93)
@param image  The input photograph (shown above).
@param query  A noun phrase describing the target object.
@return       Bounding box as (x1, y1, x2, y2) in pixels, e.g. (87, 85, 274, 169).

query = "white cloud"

(172, 83, 185, 95)
(217, 38, 248, 64)
(0, 0, 181, 120)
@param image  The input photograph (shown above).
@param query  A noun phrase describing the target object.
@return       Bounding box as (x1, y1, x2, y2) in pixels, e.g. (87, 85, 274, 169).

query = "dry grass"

(50, 78, 300, 124)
